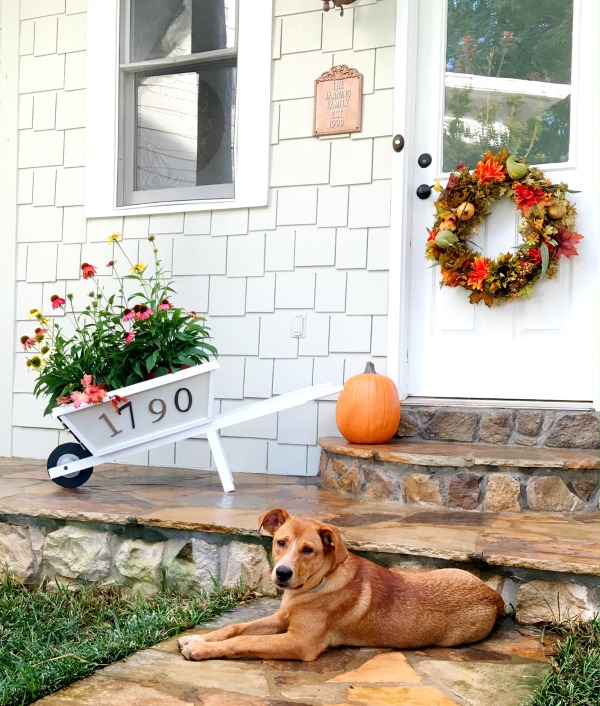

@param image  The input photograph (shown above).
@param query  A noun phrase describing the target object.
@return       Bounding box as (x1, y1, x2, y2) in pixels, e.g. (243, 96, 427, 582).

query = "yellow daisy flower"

(131, 262, 146, 274)
(29, 308, 42, 319)
(108, 232, 122, 243)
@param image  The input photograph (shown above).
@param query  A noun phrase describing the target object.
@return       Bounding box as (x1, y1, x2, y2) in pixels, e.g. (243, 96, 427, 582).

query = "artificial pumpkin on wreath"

(336, 362, 400, 444)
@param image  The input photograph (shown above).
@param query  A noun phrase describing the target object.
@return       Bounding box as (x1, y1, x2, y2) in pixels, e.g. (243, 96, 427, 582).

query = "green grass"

(0, 574, 252, 706)
(526, 616, 600, 706)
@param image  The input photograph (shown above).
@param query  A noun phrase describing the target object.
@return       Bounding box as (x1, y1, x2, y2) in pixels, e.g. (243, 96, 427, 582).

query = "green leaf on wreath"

(540, 243, 549, 278)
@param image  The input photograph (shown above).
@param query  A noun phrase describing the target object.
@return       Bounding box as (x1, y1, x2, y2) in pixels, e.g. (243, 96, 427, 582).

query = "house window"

(85, 1, 272, 217)
(121, 0, 237, 205)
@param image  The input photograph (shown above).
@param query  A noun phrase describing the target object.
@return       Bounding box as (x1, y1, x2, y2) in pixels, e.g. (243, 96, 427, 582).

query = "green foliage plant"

(22, 234, 217, 415)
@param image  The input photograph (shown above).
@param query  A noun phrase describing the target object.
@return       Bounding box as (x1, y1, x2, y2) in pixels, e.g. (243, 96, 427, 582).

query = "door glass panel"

(443, 0, 573, 171)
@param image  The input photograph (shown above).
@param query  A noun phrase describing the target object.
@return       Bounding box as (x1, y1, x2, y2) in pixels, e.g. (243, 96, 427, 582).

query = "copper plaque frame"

(314, 65, 363, 137)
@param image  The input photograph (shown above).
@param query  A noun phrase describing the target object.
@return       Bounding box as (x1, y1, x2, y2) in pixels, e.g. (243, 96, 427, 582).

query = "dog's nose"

(275, 565, 293, 583)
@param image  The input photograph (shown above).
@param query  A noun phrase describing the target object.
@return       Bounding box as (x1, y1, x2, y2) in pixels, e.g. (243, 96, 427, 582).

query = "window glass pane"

(131, 0, 236, 62)
(443, 0, 573, 171)
(135, 64, 236, 191)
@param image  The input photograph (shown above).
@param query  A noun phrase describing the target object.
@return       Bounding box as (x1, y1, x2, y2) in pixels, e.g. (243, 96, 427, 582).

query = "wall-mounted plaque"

(314, 65, 363, 137)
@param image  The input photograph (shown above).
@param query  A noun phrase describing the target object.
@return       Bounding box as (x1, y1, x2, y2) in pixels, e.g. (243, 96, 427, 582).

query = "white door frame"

(387, 0, 419, 402)
(387, 0, 600, 410)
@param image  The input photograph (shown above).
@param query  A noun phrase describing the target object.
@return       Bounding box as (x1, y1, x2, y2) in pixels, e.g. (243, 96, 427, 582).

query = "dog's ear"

(258, 507, 290, 535)
(318, 524, 349, 566)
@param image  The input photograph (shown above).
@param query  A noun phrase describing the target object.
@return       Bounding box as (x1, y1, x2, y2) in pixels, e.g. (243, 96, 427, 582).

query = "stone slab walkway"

(0, 457, 597, 576)
(32, 598, 557, 706)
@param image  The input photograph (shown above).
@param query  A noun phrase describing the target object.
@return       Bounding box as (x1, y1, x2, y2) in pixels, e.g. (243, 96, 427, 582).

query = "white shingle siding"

(33, 91, 56, 130)
(173, 236, 227, 276)
(33, 16, 58, 56)
(246, 273, 276, 313)
(273, 358, 314, 395)
(294, 226, 336, 268)
(20, 1, 66, 20)
(211, 209, 249, 237)
(227, 232, 266, 278)
(19, 54, 65, 92)
(276, 186, 318, 226)
(10, 0, 393, 475)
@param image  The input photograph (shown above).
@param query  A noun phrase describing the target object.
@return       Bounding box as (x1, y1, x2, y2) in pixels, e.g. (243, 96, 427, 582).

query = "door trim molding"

(387, 0, 419, 398)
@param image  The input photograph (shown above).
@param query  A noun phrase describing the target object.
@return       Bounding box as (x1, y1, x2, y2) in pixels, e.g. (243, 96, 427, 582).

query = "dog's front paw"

(177, 634, 206, 661)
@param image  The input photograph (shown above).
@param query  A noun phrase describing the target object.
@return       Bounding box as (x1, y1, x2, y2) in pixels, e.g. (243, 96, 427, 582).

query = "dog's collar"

(307, 576, 327, 594)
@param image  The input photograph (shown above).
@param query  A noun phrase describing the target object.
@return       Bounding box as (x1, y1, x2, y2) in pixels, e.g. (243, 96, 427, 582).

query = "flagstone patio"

(31, 598, 558, 706)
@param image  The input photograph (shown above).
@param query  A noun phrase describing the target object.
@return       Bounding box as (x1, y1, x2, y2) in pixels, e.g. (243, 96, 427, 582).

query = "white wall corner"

(0, 1, 21, 455)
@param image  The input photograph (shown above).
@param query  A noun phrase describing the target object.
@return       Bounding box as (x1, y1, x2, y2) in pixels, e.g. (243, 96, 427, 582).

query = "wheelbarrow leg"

(206, 429, 235, 492)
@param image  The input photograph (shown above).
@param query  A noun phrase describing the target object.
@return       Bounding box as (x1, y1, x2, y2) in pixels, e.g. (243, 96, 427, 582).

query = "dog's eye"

(277, 540, 286, 547)
(302, 546, 314, 554)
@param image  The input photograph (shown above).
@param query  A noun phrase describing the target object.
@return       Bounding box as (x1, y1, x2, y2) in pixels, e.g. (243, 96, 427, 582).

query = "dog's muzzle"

(275, 565, 293, 587)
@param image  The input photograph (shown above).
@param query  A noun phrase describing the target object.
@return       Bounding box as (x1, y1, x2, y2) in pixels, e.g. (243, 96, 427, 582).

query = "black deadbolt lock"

(418, 153, 432, 168)
(416, 184, 432, 199)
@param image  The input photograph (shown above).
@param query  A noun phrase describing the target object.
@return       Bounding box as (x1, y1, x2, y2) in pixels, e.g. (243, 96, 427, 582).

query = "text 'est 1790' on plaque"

(314, 65, 363, 137)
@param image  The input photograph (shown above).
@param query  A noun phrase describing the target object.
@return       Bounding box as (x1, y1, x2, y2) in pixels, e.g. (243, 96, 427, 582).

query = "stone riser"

(0, 517, 597, 626)
(397, 406, 599, 448)
(0, 517, 277, 598)
(320, 452, 599, 512)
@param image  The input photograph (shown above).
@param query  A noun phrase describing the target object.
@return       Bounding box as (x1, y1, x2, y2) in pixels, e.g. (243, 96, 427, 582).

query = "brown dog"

(178, 507, 504, 661)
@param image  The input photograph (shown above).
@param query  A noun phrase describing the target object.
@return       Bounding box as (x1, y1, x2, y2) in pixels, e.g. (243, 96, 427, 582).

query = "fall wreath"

(425, 148, 584, 306)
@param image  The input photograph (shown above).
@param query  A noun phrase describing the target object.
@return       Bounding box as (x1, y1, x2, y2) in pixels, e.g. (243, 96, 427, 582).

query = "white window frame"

(85, 0, 272, 218)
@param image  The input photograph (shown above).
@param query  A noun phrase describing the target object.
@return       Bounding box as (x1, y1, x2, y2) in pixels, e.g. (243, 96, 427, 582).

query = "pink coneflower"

(81, 263, 97, 279)
(187, 311, 198, 319)
(50, 295, 66, 309)
(124, 330, 136, 344)
(106, 260, 117, 268)
(122, 308, 135, 322)
(21, 335, 36, 351)
(134, 304, 153, 321)
(158, 299, 173, 311)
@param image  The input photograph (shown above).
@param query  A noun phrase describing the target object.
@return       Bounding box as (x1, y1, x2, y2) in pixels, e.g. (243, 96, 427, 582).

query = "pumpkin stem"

(364, 361, 377, 374)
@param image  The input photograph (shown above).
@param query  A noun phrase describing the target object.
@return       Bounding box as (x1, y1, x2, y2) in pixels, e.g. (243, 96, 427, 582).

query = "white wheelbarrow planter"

(49, 361, 342, 492)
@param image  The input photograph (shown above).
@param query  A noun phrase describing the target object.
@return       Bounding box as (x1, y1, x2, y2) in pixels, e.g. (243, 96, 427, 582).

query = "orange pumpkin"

(335, 362, 401, 444)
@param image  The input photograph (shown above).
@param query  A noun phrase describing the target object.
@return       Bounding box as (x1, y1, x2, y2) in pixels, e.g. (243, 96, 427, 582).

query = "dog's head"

(258, 507, 349, 590)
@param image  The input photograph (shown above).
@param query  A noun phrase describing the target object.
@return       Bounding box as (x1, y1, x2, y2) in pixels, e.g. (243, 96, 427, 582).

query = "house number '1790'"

(98, 387, 193, 437)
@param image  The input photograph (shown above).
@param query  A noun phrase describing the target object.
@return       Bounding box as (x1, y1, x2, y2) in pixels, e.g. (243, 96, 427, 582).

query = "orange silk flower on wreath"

(467, 257, 491, 290)
(473, 159, 506, 184)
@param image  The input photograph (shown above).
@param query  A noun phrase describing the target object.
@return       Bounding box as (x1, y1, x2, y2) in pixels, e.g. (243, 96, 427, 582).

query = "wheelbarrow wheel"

(47, 443, 94, 488)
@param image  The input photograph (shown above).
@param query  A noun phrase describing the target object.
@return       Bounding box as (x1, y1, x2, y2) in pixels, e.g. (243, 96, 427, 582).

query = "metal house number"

(98, 387, 193, 438)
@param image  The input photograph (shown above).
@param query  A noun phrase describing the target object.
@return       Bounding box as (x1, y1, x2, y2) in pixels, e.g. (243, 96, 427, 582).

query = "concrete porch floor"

(0, 457, 597, 575)
(31, 597, 558, 706)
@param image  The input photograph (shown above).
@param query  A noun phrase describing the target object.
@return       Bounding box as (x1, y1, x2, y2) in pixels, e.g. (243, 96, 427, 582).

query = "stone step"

(396, 404, 599, 448)
(319, 437, 599, 512)
(0, 457, 597, 625)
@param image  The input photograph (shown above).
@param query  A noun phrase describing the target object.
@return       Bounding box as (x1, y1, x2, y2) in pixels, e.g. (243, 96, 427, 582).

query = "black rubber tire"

(47, 443, 94, 488)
